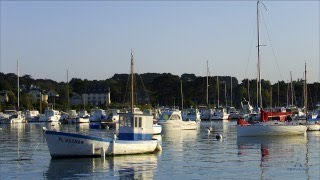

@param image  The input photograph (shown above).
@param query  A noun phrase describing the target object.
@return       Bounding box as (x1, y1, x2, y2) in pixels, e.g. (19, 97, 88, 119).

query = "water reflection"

(237, 135, 310, 179)
(45, 154, 159, 179)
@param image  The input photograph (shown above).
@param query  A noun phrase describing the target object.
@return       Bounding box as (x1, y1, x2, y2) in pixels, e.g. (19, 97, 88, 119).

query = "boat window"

(159, 114, 170, 121)
(134, 117, 138, 127)
(139, 117, 142, 127)
(170, 114, 180, 120)
(119, 115, 125, 126)
(126, 116, 133, 127)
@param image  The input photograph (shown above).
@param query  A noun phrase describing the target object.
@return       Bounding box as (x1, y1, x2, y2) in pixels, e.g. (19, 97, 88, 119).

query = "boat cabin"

(118, 113, 154, 141)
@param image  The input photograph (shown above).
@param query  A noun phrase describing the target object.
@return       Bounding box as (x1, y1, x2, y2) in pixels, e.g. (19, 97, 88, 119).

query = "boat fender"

(216, 134, 222, 140)
(42, 127, 47, 132)
(156, 142, 162, 151)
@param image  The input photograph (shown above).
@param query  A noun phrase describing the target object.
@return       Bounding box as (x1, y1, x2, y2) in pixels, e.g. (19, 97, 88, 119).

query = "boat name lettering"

(58, 137, 84, 144)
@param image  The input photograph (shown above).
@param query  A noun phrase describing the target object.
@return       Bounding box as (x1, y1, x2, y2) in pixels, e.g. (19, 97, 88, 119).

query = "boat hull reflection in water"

(46, 154, 159, 179)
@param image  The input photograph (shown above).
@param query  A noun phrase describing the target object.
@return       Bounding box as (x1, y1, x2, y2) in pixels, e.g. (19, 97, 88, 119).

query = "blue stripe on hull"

(118, 133, 153, 140)
(45, 130, 112, 142)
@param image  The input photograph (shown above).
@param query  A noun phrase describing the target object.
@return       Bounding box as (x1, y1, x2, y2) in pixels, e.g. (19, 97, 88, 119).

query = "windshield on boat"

(159, 113, 171, 120)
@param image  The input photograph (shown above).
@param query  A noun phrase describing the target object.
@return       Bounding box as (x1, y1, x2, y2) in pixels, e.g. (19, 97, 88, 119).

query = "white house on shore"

(82, 89, 111, 106)
(28, 88, 48, 104)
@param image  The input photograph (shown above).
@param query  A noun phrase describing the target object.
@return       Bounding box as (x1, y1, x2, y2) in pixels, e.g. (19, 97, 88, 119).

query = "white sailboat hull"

(44, 130, 160, 158)
(237, 124, 307, 137)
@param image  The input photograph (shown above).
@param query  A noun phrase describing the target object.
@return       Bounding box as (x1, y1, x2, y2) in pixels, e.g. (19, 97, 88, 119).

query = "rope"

(16, 128, 45, 161)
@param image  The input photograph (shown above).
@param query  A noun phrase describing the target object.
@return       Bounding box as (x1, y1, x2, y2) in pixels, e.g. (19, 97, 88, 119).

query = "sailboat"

(304, 63, 320, 131)
(43, 50, 162, 158)
(236, 1, 307, 136)
(10, 60, 26, 124)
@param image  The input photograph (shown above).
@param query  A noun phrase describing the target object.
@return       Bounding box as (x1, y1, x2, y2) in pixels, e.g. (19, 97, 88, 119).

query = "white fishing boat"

(158, 110, 197, 130)
(236, 1, 307, 137)
(43, 50, 162, 158)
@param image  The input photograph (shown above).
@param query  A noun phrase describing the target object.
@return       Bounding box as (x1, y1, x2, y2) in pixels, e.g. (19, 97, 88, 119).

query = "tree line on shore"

(1, 72, 319, 112)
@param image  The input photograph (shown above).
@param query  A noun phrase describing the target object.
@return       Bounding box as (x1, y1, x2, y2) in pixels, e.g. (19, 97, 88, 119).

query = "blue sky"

(1, 1, 319, 83)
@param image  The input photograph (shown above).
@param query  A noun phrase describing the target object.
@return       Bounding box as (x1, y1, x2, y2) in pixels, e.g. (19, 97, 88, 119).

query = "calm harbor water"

(0, 121, 319, 179)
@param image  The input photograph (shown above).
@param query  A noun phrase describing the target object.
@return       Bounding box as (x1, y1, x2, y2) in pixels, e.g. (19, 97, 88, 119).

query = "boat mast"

(247, 79, 250, 103)
(17, 60, 19, 110)
(181, 80, 184, 110)
(130, 49, 134, 113)
(257, 0, 262, 108)
(67, 69, 69, 111)
(256, 65, 259, 107)
(304, 63, 307, 123)
(286, 81, 289, 106)
(206, 61, 209, 106)
(224, 81, 227, 107)
(217, 76, 219, 107)
(277, 81, 279, 107)
(290, 71, 293, 106)
(231, 76, 233, 107)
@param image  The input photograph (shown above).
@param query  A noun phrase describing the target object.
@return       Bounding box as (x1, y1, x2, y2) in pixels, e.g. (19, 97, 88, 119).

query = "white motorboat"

(212, 107, 229, 120)
(182, 108, 201, 123)
(25, 110, 40, 122)
(158, 110, 197, 130)
(66, 110, 78, 123)
(39, 109, 61, 122)
(9, 111, 26, 123)
(75, 110, 90, 123)
(0, 110, 25, 124)
(228, 107, 241, 119)
(89, 108, 107, 122)
(200, 108, 214, 120)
